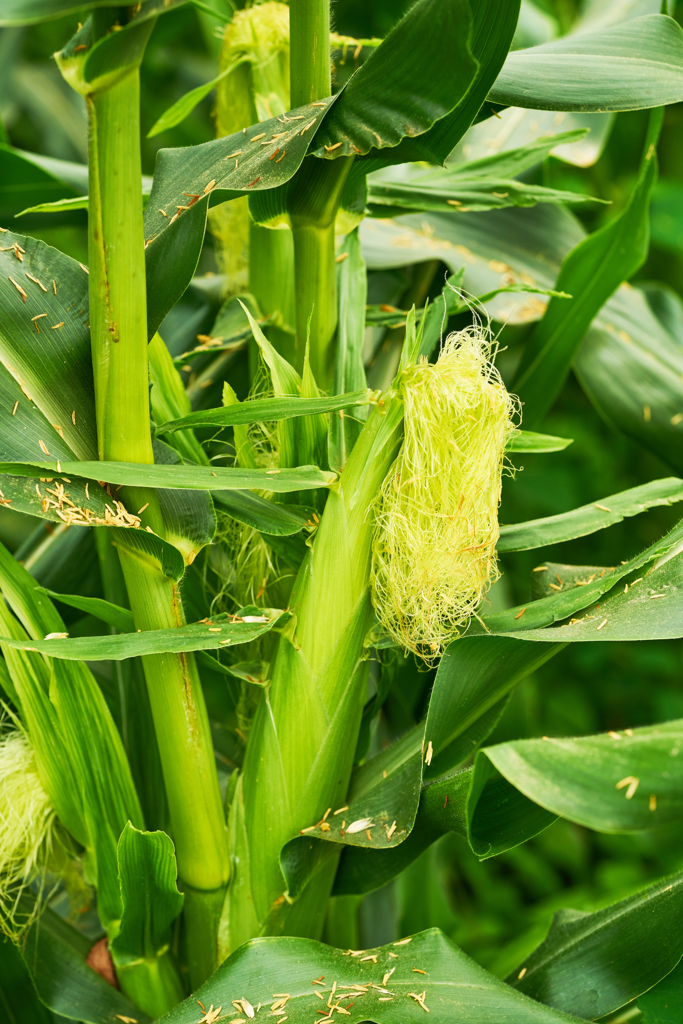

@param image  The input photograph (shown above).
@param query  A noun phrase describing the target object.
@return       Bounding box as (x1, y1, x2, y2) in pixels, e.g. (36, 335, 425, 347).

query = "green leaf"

(498, 477, 683, 552)
(449, 106, 614, 170)
(506, 431, 573, 454)
(509, 873, 683, 1021)
(574, 283, 683, 475)
(1, 608, 286, 660)
(489, 15, 683, 112)
(0, 0, 176, 25)
(333, 769, 471, 898)
(484, 517, 683, 635)
(371, 0, 521, 167)
(156, 389, 372, 436)
(20, 905, 151, 1024)
(639, 960, 683, 1023)
(0, 459, 335, 493)
(366, 167, 600, 216)
(35, 585, 135, 632)
(153, 439, 217, 563)
(111, 825, 184, 1016)
(504, 544, 683, 643)
(476, 717, 683, 835)
(445, 128, 589, 179)
(0, 229, 97, 462)
(360, 206, 579, 324)
(0, 144, 84, 219)
(143, 97, 336, 338)
(213, 491, 315, 536)
(513, 108, 662, 427)
(156, 928, 585, 1024)
(311, 0, 476, 159)
(147, 65, 233, 138)
(424, 637, 564, 779)
(330, 229, 368, 471)
(17, 195, 91, 216)
(0, 934, 53, 1024)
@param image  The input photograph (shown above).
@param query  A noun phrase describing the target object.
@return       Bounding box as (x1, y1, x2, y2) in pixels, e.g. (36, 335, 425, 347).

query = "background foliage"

(2, 0, 683, 1021)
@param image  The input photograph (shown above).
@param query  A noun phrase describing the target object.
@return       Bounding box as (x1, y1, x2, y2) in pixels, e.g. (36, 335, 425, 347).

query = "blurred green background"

(1, 0, 682, 990)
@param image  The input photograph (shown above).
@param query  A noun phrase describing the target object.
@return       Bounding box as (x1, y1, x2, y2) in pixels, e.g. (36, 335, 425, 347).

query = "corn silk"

(371, 324, 518, 658)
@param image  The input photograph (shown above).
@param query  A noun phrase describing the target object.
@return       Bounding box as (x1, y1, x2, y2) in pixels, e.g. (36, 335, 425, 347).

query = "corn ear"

(221, 392, 405, 954)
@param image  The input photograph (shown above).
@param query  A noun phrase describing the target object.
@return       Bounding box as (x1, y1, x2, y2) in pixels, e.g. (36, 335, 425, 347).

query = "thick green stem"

(290, 0, 331, 108)
(289, 157, 354, 384)
(85, 65, 228, 985)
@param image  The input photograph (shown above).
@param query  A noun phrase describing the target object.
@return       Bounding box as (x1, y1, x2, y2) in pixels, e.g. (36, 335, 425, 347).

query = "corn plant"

(1, 0, 683, 1022)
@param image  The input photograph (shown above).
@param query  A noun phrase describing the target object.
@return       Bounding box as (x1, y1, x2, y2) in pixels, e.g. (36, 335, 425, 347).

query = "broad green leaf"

(370, 0, 521, 166)
(513, 109, 661, 427)
(507, 431, 573, 454)
(504, 546, 683, 642)
(20, 905, 151, 1024)
(213, 491, 315, 537)
(0, 933, 53, 1024)
(498, 477, 683, 552)
(483, 517, 683, 634)
(0, 459, 336, 493)
(639, 960, 683, 1023)
(643, 282, 683, 346)
(114, 524, 186, 583)
(143, 97, 335, 337)
(360, 205, 580, 324)
(0, 229, 97, 462)
(0, 471, 112, 526)
(0, 0, 177, 25)
(449, 106, 614, 169)
(157, 928, 584, 1024)
(156, 389, 372, 436)
(509, 872, 683, 1021)
(111, 825, 184, 1015)
(311, 0, 475, 159)
(333, 770, 471, 898)
(424, 637, 564, 779)
(0, 608, 286, 661)
(0, 0, 94, 22)
(489, 15, 683, 112)
(574, 284, 683, 475)
(477, 718, 683, 834)
(36, 585, 135, 632)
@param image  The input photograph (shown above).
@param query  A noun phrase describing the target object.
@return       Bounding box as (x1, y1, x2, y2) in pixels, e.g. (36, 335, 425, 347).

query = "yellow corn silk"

(0, 729, 59, 936)
(371, 326, 518, 658)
